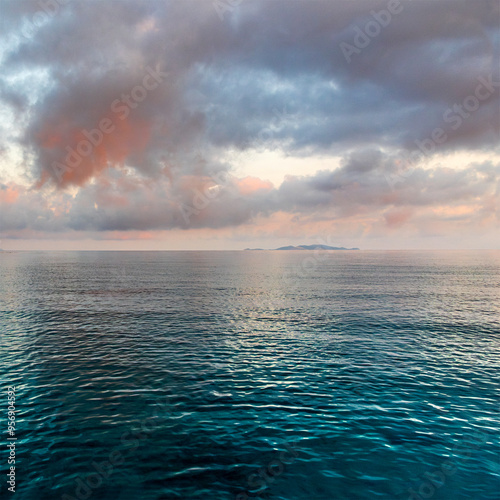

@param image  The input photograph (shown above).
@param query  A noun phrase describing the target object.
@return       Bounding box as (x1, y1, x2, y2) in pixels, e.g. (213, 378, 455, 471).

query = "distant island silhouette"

(245, 245, 359, 251)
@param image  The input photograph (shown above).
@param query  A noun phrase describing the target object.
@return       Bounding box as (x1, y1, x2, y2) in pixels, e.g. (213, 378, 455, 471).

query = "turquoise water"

(0, 250, 499, 500)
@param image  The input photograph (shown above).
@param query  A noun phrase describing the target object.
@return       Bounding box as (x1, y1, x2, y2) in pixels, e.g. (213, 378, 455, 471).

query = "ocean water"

(0, 250, 499, 500)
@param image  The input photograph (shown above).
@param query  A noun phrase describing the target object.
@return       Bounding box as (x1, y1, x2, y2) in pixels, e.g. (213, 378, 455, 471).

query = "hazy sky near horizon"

(0, 0, 499, 250)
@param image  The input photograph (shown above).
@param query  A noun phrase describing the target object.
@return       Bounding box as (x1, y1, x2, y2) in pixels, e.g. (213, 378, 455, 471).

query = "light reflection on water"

(0, 250, 499, 499)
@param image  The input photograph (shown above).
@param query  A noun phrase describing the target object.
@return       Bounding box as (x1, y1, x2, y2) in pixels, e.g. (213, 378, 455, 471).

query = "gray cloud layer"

(2, 150, 498, 233)
(0, 0, 498, 235)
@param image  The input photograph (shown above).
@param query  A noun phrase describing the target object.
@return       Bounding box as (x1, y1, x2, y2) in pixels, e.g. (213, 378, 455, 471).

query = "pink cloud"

(236, 176, 274, 196)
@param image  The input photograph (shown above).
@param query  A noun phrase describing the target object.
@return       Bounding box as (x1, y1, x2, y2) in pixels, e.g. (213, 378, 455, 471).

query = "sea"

(0, 250, 499, 500)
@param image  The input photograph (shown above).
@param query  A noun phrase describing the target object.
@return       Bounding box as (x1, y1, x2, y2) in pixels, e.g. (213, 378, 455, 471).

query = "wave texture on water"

(0, 251, 499, 500)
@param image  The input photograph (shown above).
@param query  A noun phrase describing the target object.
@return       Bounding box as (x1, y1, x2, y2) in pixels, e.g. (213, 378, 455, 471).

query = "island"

(245, 245, 359, 251)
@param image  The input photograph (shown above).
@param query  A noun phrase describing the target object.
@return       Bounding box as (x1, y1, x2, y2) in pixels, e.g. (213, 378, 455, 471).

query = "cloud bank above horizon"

(0, 0, 499, 249)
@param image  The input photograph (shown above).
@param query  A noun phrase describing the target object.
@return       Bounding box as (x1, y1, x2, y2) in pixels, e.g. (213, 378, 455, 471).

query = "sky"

(0, 0, 499, 250)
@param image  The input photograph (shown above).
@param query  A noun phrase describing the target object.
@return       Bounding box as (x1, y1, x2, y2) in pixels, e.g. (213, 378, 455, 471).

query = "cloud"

(1, 151, 498, 239)
(0, 0, 498, 246)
